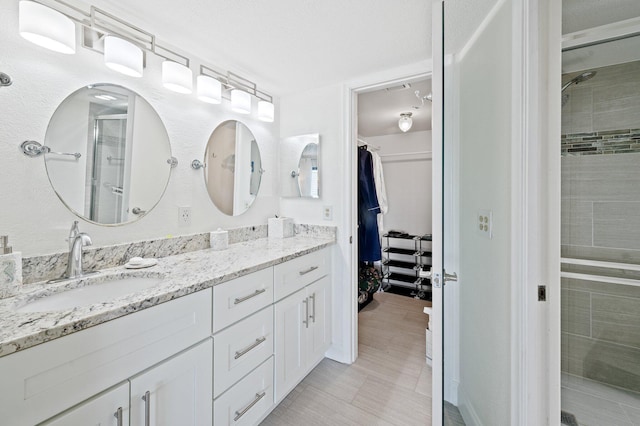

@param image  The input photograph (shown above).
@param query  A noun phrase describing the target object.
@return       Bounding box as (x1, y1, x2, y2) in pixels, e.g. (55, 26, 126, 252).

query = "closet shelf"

(383, 247, 432, 257)
(382, 231, 432, 300)
(383, 259, 430, 271)
(383, 233, 432, 241)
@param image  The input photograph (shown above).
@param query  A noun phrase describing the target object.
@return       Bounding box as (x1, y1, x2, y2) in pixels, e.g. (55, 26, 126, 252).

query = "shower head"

(561, 71, 597, 92)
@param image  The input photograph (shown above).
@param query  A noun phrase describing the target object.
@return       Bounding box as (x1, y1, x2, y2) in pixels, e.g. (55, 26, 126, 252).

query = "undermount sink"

(13, 274, 165, 313)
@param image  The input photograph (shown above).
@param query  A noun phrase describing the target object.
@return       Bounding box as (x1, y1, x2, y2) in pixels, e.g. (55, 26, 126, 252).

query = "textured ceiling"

(93, 0, 431, 96)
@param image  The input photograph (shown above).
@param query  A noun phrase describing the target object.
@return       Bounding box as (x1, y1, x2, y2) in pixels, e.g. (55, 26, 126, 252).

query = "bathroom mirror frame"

(202, 120, 263, 216)
(43, 83, 174, 226)
(280, 133, 321, 198)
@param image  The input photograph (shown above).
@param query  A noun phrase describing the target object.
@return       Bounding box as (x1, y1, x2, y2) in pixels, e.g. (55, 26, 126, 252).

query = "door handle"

(234, 336, 267, 359)
(303, 298, 309, 328)
(309, 293, 316, 323)
(142, 391, 151, 426)
(234, 288, 266, 305)
(444, 271, 458, 283)
(234, 392, 266, 421)
(114, 407, 123, 426)
(299, 266, 319, 276)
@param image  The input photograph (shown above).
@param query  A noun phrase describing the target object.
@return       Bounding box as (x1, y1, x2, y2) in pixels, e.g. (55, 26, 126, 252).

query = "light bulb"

(104, 36, 143, 77)
(257, 100, 274, 122)
(197, 75, 222, 104)
(398, 113, 413, 132)
(231, 89, 251, 114)
(162, 61, 192, 94)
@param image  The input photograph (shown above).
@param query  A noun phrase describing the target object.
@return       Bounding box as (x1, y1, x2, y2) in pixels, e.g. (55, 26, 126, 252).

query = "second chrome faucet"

(65, 221, 93, 279)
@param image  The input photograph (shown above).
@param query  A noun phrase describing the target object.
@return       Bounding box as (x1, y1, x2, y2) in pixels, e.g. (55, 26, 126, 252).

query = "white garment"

(369, 150, 388, 239)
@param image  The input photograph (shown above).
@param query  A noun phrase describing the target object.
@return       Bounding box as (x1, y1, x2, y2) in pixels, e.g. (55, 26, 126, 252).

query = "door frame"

(343, 62, 433, 363)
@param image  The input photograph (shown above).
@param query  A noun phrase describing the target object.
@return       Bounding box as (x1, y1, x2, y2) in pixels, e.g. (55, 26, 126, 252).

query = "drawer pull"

(142, 391, 151, 426)
(234, 336, 267, 360)
(234, 288, 266, 305)
(299, 266, 319, 276)
(234, 391, 266, 421)
(114, 407, 123, 426)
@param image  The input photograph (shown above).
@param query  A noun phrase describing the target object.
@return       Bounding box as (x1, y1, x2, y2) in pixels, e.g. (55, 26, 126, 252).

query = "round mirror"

(203, 120, 262, 216)
(44, 84, 172, 225)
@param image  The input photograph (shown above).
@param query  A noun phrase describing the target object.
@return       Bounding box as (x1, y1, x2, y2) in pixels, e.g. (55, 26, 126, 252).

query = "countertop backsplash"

(16, 224, 336, 288)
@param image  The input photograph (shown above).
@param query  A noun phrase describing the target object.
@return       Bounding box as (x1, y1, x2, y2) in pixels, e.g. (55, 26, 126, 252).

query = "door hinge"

(538, 285, 547, 302)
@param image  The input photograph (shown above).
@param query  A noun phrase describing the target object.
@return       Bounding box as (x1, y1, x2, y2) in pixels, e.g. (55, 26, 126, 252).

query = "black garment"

(358, 147, 381, 262)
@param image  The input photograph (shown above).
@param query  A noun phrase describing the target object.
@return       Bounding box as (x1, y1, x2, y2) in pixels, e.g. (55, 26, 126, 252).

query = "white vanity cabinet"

(130, 340, 212, 426)
(0, 289, 212, 426)
(42, 382, 130, 426)
(274, 251, 331, 403)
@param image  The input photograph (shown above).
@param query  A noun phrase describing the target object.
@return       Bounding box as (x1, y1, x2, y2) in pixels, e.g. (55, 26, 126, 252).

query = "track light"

(19, 1, 76, 54)
(398, 112, 413, 132)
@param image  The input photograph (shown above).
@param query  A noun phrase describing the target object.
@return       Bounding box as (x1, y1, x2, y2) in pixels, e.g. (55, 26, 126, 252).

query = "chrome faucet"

(65, 230, 92, 279)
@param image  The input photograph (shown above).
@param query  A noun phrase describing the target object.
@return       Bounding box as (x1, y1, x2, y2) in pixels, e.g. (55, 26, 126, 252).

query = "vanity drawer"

(274, 248, 330, 301)
(213, 267, 273, 333)
(213, 357, 274, 426)
(213, 306, 274, 398)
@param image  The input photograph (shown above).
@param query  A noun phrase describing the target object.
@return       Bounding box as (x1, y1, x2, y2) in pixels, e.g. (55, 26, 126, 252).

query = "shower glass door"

(560, 30, 640, 426)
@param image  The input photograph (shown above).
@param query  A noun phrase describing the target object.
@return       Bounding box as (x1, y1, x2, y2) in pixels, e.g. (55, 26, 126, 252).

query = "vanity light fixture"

(17, 0, 275, 120)
(197, 67, 223, 104)
(103, 36, 143, 77)
(398, 112, 413, 132)
(231, 89, 251, 114)
(257, 100, 275, 122)
(19, 1, 76, 54)
(162, 61, 193, 94)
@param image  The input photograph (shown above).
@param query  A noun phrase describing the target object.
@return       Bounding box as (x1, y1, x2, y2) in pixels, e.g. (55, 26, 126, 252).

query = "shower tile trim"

(561, 129, 640, 156)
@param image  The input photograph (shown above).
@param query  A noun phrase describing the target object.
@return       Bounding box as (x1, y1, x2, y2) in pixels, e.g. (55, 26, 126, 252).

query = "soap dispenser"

(0, 235, 22, 298)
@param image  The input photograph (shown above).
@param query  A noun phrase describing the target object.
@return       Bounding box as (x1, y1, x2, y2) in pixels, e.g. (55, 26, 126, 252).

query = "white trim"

(344, 63, 434, 365)
(561, 257, 640, 272)
(562, 16, 640, 50)
(431, 1, 444, 424)
(560, 272, 640, 287)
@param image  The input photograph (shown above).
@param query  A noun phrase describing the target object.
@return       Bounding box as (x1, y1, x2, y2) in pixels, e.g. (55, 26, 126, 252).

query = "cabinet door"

(274, 289, 308, 403)
(42, 382, 129, 426)
(130, 339, 212, 426)
(307, 276, 331, 365)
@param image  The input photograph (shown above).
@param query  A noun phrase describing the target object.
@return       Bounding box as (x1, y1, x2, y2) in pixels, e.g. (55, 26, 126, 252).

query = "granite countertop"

(0, 235, 334, 358)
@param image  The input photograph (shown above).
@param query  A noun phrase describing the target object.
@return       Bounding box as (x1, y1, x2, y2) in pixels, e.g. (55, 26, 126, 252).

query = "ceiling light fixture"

(19, 1, 76, 54)
(104, 36, 143, 77)
(17, 0, 275, 120)
(398, 112, 413, 132)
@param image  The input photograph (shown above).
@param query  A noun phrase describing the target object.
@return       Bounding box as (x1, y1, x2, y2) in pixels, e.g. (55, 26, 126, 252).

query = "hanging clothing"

(358, 146, 381, 262)
(370, 150, 387, 240)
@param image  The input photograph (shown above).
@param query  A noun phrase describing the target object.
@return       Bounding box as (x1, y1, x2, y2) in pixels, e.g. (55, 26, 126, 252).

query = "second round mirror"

(203, 120, 262, 216)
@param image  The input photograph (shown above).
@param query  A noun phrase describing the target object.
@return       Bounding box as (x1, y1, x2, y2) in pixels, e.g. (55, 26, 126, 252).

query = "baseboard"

(458, 386, 483, 426)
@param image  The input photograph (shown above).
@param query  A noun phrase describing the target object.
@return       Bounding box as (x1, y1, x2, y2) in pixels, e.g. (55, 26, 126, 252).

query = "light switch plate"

(477, 209, 492, 239)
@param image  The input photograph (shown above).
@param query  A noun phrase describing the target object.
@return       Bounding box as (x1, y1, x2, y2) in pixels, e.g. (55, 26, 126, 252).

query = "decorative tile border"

(561, 129, 640, 156)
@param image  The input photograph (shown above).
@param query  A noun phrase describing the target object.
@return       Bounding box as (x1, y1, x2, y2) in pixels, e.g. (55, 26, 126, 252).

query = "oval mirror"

(203, 120, 262, 216)
(44, 84, 173, 225)
(279, 133, 320, 198)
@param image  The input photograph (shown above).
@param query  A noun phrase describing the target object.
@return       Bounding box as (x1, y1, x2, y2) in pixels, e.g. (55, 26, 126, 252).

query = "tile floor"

(562, 373, 640, 426)
(261, 292, 432, 425)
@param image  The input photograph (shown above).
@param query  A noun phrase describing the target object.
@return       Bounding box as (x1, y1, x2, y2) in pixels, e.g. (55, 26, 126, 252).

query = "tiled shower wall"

(561, 60, 640, 394)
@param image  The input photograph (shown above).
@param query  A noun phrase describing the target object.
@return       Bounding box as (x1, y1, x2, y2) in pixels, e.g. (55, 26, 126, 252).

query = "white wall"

(0, 1, 278, 256)
(279, 84, 352, 362)
(365, 131, 432, 236)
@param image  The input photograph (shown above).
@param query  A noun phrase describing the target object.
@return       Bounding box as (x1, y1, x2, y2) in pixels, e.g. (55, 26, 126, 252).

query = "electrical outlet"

(178, 206, 191, 226)
(323, 205, 333, 221)
(477, 209, 493, 239)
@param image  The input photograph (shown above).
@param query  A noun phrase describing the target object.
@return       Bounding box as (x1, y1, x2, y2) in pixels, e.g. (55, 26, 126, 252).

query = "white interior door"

(431, 0, 556, 424)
